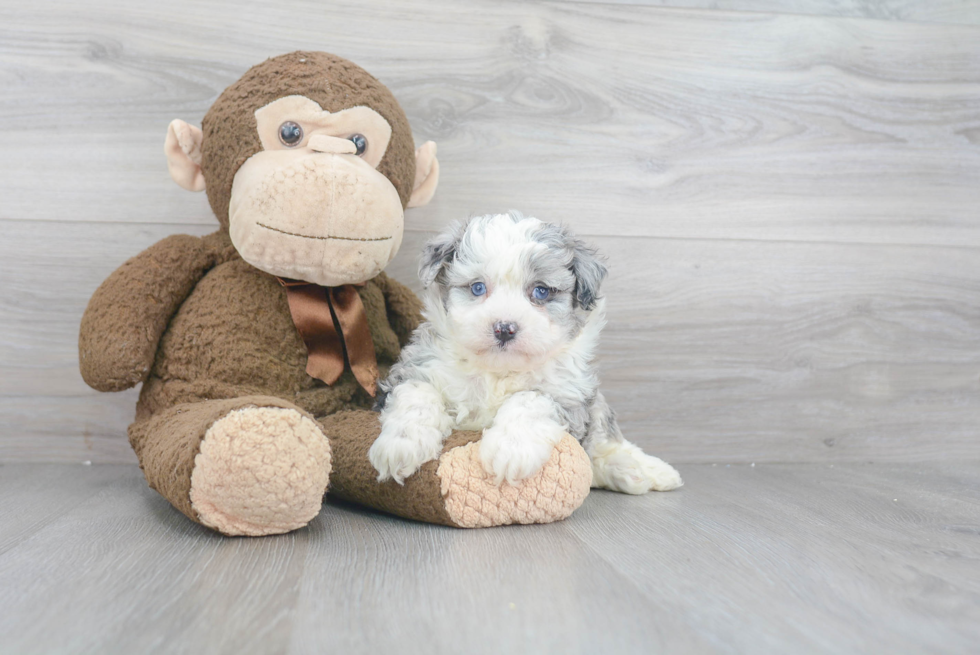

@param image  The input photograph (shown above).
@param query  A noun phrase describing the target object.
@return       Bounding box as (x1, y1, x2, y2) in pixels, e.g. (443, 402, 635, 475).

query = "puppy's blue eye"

(470, 282, 487, 296)
(532, 286, 551, 301)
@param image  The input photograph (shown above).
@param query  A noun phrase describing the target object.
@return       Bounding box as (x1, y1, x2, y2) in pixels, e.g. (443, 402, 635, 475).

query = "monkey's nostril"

(493, 321, 518, 344)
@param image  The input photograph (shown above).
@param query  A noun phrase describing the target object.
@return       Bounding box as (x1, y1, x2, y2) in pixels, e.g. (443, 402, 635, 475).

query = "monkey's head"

(164, 51, 439, 286)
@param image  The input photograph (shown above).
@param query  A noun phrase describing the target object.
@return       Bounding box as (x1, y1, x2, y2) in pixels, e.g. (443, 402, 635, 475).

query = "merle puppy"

(369, 211, 682, 493)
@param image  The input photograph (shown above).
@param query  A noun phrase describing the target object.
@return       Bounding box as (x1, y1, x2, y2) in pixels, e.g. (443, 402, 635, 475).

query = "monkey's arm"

(79, 234, 214, 392)
(375, 272, 424, 347)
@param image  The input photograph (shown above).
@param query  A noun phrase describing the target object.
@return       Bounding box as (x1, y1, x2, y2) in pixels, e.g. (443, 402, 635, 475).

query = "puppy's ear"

(419, 222, 462, 288)
(569, 238, 607, 310)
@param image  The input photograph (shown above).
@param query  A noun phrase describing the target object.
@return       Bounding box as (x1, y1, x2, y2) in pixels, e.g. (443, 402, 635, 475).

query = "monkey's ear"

(407, 141, 439, 208)
(164, 119, 206, 192)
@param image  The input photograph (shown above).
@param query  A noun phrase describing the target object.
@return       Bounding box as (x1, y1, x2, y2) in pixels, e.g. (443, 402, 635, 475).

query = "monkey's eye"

(349, 133, 367, 156)
(278, 121, 304, 147)
(470, 282, 487, 297)
(532, 286, 551, 301)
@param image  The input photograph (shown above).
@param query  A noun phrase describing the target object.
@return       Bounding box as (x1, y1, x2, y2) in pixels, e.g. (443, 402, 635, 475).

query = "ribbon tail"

(280, 281, 346, 386)
(329, 285, 379, 397)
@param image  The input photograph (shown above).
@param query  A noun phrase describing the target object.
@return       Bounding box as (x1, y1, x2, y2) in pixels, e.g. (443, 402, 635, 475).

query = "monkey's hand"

(79, 234, 214, 392)
(374, 272, 424, 348)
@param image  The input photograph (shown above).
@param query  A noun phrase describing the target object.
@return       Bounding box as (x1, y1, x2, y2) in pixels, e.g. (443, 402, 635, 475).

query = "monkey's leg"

(320, 410, 593, 528)
(129, 396, 332, 536)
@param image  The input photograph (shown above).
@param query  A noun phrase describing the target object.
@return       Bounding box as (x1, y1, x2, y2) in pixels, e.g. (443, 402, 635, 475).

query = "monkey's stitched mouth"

(256, 222, 392, 242)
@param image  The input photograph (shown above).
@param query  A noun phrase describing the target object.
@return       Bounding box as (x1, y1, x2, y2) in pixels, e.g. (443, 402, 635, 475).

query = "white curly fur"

(369, 212, 682, 492)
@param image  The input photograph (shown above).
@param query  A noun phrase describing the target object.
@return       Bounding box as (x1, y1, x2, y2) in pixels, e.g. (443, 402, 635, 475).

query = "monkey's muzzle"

(228, 152, 405, 287)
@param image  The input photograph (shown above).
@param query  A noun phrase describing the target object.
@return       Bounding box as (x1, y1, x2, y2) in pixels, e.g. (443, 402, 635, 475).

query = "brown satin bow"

(277, 278, 378, 397)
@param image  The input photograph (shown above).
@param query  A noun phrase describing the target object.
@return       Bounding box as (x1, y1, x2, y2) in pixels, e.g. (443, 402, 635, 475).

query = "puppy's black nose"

(493, 321, 518, 344)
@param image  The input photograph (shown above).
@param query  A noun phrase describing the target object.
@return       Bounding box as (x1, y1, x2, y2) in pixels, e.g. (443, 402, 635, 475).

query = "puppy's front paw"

(479, 423, 564, 486)
(369, 423, 445, 485)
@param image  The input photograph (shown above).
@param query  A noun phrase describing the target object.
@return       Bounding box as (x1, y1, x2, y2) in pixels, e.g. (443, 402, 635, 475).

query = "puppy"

(369, 211, 682, 494)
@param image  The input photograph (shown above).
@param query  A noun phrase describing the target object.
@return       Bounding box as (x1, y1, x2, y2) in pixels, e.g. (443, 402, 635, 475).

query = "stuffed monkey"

(78, 52, 592, 536)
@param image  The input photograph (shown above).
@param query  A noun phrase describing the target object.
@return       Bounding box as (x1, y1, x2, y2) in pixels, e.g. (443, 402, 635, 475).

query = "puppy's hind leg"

(586, 393, 682, 494)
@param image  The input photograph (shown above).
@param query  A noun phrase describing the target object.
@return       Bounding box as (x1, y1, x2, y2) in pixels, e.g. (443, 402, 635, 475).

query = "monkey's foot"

(321, 411, 593, 528)
(189, 406, 332, 536)
(437, 433, 593, 528)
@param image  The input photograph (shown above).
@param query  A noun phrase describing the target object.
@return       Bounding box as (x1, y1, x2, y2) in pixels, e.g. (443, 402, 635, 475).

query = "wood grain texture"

(5, 219, 978, 463)
(0, 462, 977, 653)
(568, 462, 980, 654)
(1, 1, 979, 246)
(557, 0, 980, 25)
(0, 463, 125, 555)
(2, 0, 979, 464)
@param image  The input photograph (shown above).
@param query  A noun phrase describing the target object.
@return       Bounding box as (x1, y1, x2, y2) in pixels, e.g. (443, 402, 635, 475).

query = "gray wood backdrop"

(2, 0, 979, 464)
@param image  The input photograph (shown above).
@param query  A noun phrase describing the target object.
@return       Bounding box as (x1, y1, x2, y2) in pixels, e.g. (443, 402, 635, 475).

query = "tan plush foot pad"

(190, 407, 332, 536)
(437, 434, 593, 528)
(321, 411, 592, 528)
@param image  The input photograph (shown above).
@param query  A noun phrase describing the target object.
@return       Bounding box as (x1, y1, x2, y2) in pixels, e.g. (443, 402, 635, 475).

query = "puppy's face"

(420, 213, 606, 372)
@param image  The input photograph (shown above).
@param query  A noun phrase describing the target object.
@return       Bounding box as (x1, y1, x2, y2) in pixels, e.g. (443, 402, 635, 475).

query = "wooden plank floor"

(1, 462, 977, 654)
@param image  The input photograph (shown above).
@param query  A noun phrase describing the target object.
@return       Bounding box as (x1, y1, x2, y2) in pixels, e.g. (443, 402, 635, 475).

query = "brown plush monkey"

(79, 52, 591, 536)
